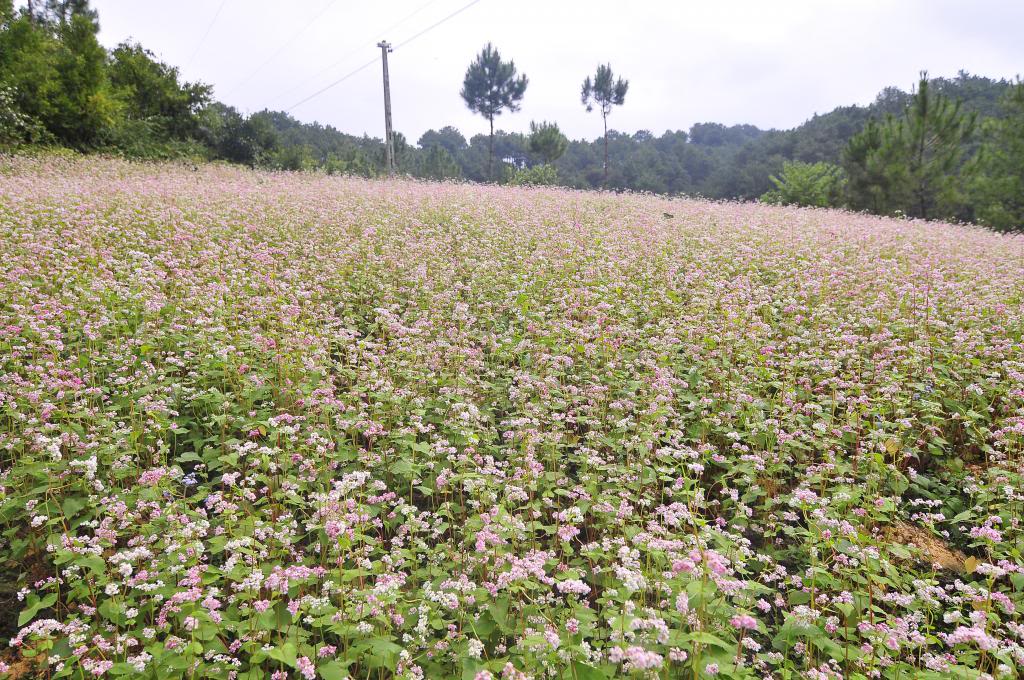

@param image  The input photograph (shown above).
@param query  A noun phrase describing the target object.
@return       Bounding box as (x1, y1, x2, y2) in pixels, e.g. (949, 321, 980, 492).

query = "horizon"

(78, 0, 1024, 145)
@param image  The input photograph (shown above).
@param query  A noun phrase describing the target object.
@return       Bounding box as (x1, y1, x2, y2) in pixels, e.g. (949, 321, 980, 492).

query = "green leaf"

(1010, 572, 1024, 591)
(77, 554, 106, 576)
(267, 642, 298, 668)
(462, 659, 485, 680)
(686, 631, 733, 650)
(788, 590, 811, 605)
(489, 596, 511, 633)
(390, 459, 415, 476)
(572, 662, 609, 680)
(61, 495, 89, 518)
(107, 663, 136, 676)
(355, 638, 402, 669)
(18, 592, 57, 626)
(318, 661, 352, 680)
(470, 611, 496, 639)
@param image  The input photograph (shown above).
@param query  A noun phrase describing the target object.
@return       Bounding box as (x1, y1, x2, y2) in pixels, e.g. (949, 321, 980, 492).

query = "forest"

(1, 0, 1022, 231)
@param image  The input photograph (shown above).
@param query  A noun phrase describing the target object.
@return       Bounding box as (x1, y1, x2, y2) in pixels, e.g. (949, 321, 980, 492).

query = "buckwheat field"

(3, 157, 1024, 679)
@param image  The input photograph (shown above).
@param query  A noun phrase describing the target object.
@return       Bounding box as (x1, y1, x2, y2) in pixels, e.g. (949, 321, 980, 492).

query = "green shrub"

(761, 160, 845, 208)
(509, 163, 560, 186)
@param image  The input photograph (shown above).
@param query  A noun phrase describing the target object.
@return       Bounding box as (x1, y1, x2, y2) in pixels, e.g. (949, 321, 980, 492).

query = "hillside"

(3, 0, 1020, 229)
(245, 73, 1015, 201)
(549, 72, 1014, 199)
(2, 157, 1024, 678)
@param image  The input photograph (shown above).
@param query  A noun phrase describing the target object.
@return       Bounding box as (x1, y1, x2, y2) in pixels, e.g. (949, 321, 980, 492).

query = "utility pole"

(377, 40, 395, 176)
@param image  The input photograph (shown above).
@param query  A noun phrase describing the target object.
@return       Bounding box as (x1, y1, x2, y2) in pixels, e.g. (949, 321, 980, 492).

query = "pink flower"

(557, 524, 580, 542)
(137, 468, 167, 486)
(296, 656, 315, 680)
(325, 520, 345, 539)
(730, 614, 758, 631)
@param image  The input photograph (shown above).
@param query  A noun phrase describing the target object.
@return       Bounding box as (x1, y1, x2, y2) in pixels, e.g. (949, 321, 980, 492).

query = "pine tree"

(460, 43, 527, 181)
(900, 74, 976, 219)
(969, 80, 1024, 231)
(528, 121, 567, 166)
(844, 73, 975, 220)
(844, 118, 903, 214)
(581, 64, 628, 186)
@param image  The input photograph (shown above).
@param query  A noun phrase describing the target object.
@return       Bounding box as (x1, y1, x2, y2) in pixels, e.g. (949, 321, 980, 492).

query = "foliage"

(760, 160, 845, 208)
(843, 118, 895, 214)
(843, 74, 976, 220)
(415, 144, 461, 180)
(3, 157, 1024, 679)
(527, 120, 568, 165)
(581, 63, 629, 184)
(36, 0, 97, 25)
(969, 80, 1024, 232)
(42, 12, 113, 148)
(196, 103, 280, 167)
(271, 143, 317, 171)
(108, 41, 211, 140)
(417, 126, 467, 159)
(101, 117, 207, 160)
(508, 162, 559, 186)
(0, 2, 205, 154)
(688, 123, 763, 148)
(0, 84, 50, 148)
(461, 43, 528, 180)
(895, 74, 977, 219)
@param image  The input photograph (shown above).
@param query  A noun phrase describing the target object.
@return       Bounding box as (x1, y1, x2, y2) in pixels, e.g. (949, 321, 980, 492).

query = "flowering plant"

(1, 157, 1023, 679)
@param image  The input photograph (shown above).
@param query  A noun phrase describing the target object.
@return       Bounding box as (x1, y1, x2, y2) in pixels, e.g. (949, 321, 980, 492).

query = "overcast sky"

(87, 0, 1024, 144)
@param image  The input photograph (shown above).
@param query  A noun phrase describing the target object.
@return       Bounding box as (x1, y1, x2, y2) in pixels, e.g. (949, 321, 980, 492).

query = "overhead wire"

(284, 0, 484, 112)
(391, 0, 482, 51)
(269, 0, 442, 107)
(186, 0, 229, 68)
(285, 56, 382, 112)
(225, 0, 340, 95)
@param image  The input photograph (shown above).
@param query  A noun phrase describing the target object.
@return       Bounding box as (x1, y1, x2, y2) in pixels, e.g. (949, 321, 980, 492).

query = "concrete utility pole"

(377, 41, 395, 176)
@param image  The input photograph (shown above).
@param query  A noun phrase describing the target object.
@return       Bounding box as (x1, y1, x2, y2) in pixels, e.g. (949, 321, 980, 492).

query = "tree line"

(1, 1, 1021, 231)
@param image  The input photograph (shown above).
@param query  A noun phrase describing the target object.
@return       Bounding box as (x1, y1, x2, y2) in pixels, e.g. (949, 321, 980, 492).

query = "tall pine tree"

(844, 73, 975, 220)
(581, 64, 629, 186)
(460, 43, 527, 181)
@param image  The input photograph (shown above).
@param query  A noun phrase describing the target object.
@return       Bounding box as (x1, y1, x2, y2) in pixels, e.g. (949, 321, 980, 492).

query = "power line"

(225, 0, 339, 95)
(285, 0, 484, 112)
(286, 56, 381, 112)
(268, 0, 443, 107)
(392, 0, 482, 51)
(186, 0, 228, 68)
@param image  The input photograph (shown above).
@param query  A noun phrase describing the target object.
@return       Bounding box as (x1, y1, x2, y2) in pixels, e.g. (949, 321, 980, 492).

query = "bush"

(0, 84, 50, 149)
(509, 163, 560, 186)
(102, 117, 207, 160)
(760, 160, 845, 208)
